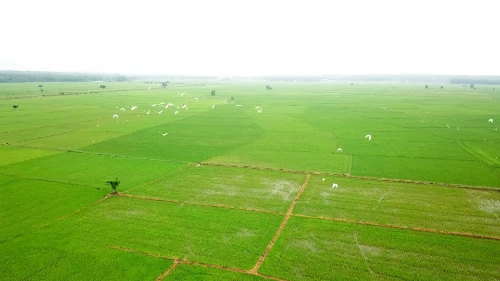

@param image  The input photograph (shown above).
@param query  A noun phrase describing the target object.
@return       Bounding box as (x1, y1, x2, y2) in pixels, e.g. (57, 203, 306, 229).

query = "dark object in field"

(12, 105, 19, 109)
(350, 83, 353, 86)
(211, 90, 216, 96)
(38, 84, 43, 88)
(441, 86, 443, 89)
(100, 84, 106, 89)
(470, 84, 474, 89)
(162, 82, 168, 88)
(266, 85, 272, 90)
(231, 97, 234, 101)
(425, 84, 428, 89)
(105, 177, 121, 193)
(40, 88, 43, 92)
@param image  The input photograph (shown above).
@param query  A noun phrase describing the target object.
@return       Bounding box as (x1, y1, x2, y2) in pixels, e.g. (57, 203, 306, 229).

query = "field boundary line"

(124, 164, 191, 193)
(292, 214, 500, 241)
(107, 246, 289, 281)
(155, 259, 179, 281)
(354, 232, 374, 276)
(56, 193, 113, 222)
(0, 173, 102, 190)
(117, 193, 284, 215)
(250, 174, 311, 273)
(4, 143, 192, 165)
(199, 162, 499, 191)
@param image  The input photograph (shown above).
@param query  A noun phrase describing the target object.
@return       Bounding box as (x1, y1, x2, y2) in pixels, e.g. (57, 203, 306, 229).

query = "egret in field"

(152, 104, 157, 107)
(488, 119, 493, 123)
(159, 132, 168, 136)
(174, 111, 179, 115)
(257, 108, 262, 113)
(365, 134, 372, 141)
(212, 104, 215, 109)
(131, 105, 137, 110)
(146, 110, 151, 115)
(255, 106, 261, 109)
(322, 178, 326, 181)
(159, 102, 165, 105)
(332, 183, 338, 188)
(113, 114, 118, 119)
(194, 97, 199, 102)
(120, 108, 125, 112)
(235, 105, 243, 107)
(446, 125, 450, 128)
(179, 92, 185, 96)
(165, 104, 170, 109)
(158, 110, 163, 114)
(182, 104, 188, 109)
(337, 148, 342, 152)
(148, 87, 152, 90)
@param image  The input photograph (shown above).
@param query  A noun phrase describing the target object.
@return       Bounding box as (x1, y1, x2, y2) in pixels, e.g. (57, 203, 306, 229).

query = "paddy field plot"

(1, 81, 499, 280)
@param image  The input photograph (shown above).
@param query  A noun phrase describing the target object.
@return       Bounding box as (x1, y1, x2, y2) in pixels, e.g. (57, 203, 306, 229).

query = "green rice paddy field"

(0, 81, 499, 280)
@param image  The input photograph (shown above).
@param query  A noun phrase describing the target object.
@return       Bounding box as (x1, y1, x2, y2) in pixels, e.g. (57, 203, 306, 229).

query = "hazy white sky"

(1, 0, 498, 76)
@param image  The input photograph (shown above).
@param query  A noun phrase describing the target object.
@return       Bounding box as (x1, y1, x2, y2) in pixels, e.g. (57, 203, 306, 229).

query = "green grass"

(0, 152, 186, 190)
(165, 264, 267, 280)
(1, 81, 500, 280)
(0, 179, 107, 242)
(0, 145, 60, 166)
(294, 175, 500, 236)
(129, 165, 306, 212)
(259, 217, 500, 280)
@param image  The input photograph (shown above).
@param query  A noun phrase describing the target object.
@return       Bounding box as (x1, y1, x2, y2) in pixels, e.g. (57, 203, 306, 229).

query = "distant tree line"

(449, 77, 500, 85)
(0, 71, 129, 83)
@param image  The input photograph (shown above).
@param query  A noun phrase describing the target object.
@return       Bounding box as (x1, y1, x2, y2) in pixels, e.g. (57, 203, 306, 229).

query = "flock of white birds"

(110, 88, 497, 192)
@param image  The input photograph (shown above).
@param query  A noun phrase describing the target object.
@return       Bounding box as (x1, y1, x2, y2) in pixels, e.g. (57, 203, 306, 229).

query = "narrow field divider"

(117, 193, 284, 215)
(292, 214, 500, 241)
(250, 174, 311, 273)
(107, 246, 289, 281)
(200, 162, 499, 191)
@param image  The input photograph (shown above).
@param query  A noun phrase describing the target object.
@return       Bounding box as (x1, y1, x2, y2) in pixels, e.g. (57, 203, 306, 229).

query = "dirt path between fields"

(117, 193, 284, 215)
(249, 174, 311, 274)
(108, 246, 289, 281)
(293, 214, 500, 241)
(155, 259, 179, 281)
(200, 162, 499, 191)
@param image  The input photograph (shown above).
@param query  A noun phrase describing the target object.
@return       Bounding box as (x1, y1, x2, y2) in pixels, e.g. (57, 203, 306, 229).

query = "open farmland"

(0, 81, 499, 280)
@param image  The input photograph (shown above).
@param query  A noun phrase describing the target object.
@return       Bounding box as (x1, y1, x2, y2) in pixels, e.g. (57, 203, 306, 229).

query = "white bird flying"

(159, 132, 168, 136)
(146, 110, 151, 115)
(158, 110, 163, 114)
(120, 108, 125, 111)
(174, 111, 179, 115)
(179, 92, 185, 96)
(488, 119, 493, 123)
(337, 148, 342, 152)
(194, 97, 199, 102)
(113, 114, 118, 119)
(332, 183, 338, 188)
(182, 104, 188, 110)
(365, 134, 372, 141)
(131, 105, 137, 110)
(257, 108, 262, 113)
(212, 104, 215, 109)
